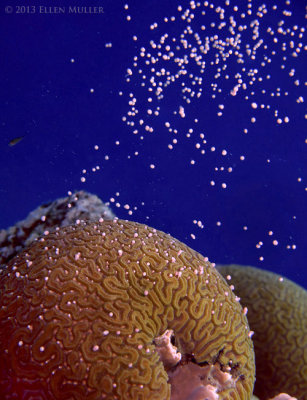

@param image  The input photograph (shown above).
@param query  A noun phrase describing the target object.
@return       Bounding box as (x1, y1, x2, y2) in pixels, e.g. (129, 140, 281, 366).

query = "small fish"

(8, 136, 24, 147)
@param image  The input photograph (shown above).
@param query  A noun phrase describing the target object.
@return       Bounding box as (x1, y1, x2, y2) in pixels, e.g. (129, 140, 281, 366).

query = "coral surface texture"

(0, 219, 255, 399)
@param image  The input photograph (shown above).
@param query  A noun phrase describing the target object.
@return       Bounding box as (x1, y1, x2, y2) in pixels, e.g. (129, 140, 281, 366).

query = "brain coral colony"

(0, 219, 256, 399)
(217, 265, 307, 400)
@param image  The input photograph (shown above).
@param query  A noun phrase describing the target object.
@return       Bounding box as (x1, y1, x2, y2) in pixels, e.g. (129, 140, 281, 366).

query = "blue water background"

(0, 0, 306, 287)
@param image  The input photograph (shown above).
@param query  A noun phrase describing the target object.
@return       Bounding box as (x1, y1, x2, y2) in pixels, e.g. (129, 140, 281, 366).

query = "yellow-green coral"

(217, 264, 307, 400)
(0, 220, 255, 399)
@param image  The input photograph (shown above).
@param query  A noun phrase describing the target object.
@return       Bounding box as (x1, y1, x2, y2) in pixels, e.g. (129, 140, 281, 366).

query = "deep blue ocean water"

(0, 0, 306, 287)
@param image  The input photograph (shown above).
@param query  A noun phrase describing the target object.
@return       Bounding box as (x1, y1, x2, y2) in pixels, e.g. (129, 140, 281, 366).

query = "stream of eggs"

(74, 0, 305, 271)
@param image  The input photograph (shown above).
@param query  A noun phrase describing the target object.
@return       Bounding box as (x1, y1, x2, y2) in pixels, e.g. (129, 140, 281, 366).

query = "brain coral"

(0, 219, 255, 400)
(217, 265, 307, 400)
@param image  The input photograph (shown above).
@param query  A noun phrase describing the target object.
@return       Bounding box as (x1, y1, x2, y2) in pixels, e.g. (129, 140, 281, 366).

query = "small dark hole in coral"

(196, 359, 210, 367)
(170, 334, 176, 346)
(229, 362, 242, 378)
(231, 363, 239, 371)
(212, 347, 224, 364)
(184, 354, 198, 364)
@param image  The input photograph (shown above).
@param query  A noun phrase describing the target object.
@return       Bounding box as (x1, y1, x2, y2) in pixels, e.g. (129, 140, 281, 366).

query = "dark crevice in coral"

(212, 347, 225, 365)
(229, 362, 241, 379)
(181, 353, 198, 365)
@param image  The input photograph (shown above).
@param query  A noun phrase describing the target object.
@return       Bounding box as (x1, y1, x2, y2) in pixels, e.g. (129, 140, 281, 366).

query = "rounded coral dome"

(217, 264, 307, 399)
(0, 219, 255, 399)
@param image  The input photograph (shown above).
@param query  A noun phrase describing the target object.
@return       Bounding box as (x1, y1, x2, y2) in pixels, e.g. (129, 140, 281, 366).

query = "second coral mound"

(0, 219, 255, 399)
(217, 264, 307, 400)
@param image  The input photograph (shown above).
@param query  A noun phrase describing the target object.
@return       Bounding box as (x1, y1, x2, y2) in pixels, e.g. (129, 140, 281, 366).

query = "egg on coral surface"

(0, 219, 255, 400)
